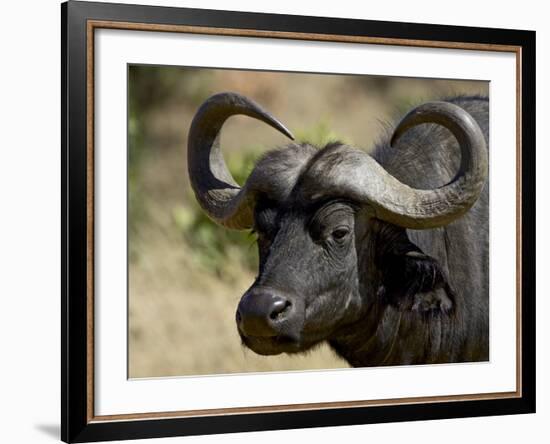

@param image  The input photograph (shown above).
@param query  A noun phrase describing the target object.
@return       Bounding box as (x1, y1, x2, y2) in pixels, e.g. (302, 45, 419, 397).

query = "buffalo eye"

(331, 226, 351, 241)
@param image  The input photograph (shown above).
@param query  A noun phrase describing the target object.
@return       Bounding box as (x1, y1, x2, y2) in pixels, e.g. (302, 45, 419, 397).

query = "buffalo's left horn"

(303, 101, 488, 229)
(187, 92, 294, 229)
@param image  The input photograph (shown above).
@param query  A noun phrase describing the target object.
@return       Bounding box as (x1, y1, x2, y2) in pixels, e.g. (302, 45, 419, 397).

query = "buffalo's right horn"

(187, 92, 294, 230)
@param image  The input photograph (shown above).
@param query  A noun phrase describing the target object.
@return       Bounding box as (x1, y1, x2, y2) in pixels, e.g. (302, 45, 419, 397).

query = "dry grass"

(129, 202, 348, 377)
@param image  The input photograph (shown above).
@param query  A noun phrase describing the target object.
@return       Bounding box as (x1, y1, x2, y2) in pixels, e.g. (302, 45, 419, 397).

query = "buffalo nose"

(237, 289, 292, 336)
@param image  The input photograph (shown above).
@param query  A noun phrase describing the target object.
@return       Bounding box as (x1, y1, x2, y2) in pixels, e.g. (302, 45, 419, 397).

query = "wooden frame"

(62, 1, 536, 442)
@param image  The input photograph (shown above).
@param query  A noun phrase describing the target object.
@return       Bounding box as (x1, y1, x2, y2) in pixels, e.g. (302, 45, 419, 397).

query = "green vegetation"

(294, 119, 351, 147)
(128, 101, 146, 241)
(128, 66, 214, 258)
(172, 151, 260, 278)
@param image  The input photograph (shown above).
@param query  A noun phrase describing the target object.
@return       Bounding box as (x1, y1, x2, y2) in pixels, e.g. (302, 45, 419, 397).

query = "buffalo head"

(187, 92, 487, 357)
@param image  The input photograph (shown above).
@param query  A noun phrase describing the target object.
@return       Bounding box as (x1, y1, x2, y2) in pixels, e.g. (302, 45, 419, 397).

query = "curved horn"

(303, 101, 488, 229)
(187, 92, 294, 229)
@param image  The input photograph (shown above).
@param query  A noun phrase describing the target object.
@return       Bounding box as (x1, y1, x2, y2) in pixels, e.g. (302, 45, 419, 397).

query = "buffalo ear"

(373, 222, 454, 314)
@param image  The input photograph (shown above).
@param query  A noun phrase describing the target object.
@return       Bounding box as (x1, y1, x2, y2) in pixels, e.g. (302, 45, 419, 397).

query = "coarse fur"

(233, 96, 489, 366)
(341, 95, 489, 365)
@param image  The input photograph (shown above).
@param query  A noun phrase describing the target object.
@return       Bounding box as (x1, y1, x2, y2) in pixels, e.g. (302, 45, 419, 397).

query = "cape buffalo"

(187, 91, 489, 367)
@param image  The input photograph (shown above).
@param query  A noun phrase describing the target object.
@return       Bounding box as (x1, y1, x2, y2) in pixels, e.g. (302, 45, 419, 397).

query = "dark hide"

(236, 96, 489, 366)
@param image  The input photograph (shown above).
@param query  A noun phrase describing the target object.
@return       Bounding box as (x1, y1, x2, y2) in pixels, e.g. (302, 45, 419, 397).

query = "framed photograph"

(61, 1, 536, 442)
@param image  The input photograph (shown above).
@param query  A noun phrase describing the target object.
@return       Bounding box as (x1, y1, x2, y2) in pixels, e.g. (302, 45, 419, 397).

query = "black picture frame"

(61, 1, 536, 442)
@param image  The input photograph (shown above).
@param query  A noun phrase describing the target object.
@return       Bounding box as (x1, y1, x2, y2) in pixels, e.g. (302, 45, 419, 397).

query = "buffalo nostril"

(269, 299, 291, 321)
(237, 289, 294, 336)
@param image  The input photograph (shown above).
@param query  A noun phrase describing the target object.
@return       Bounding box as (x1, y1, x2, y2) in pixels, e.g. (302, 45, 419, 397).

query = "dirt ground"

(128, 67, 488, 378)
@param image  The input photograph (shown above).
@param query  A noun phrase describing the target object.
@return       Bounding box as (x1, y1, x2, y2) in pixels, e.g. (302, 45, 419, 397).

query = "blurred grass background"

(128, 65, 488, 378)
